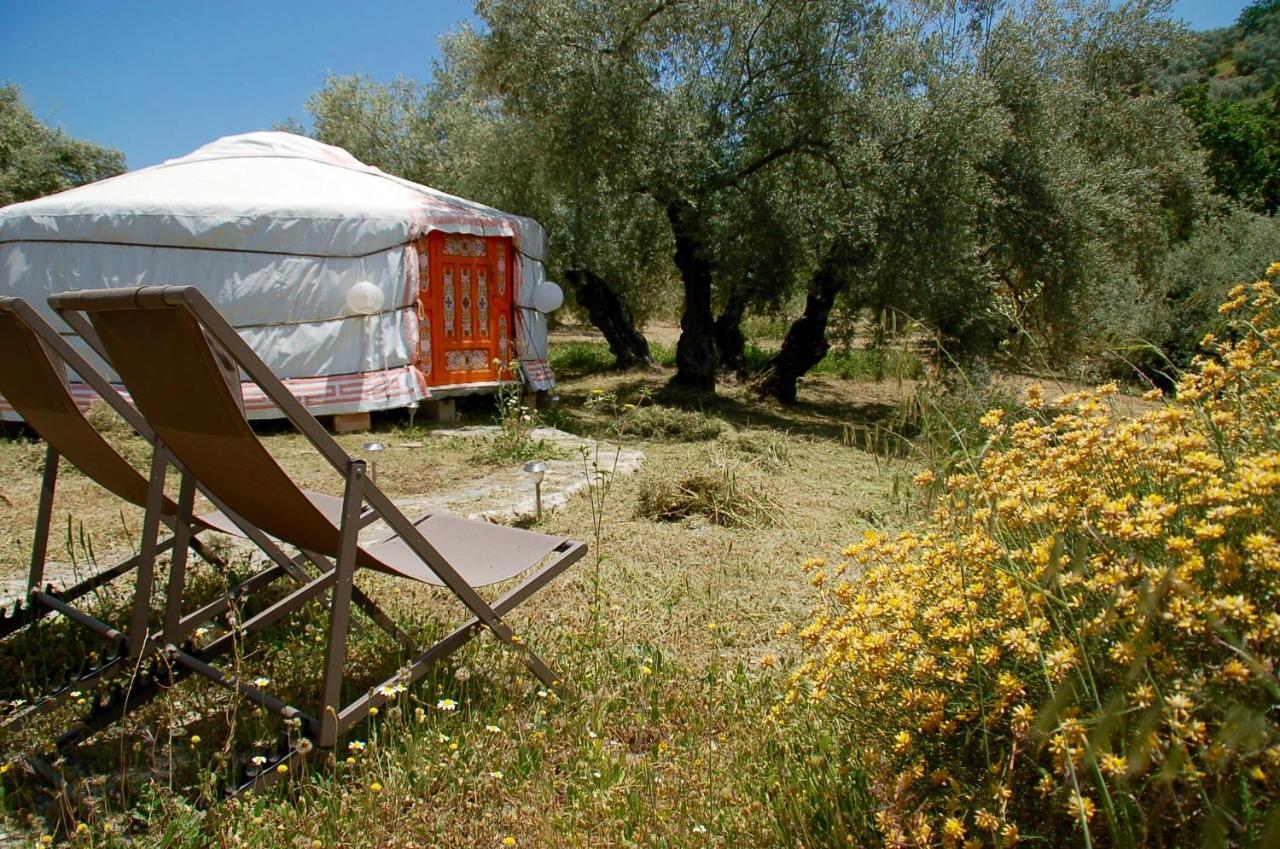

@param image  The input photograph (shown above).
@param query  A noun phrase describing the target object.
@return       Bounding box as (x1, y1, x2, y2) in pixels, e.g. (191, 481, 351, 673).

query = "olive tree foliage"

(284, 75, 441, 186)
(1139, 207, 1280, 377)
(752, 0, 1209, 400)
(970, 0, 1209, 360)
(706, 152, 836, 375)
(0, 84, 125, 207)
(434, 28, 677, 366)
(294, 0, 1210, 400)
(466, 0, 1208, 399)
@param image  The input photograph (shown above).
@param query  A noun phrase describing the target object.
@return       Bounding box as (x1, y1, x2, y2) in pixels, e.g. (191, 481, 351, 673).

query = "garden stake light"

(361, 441, 385, 484)
(523, 460, 547, 521)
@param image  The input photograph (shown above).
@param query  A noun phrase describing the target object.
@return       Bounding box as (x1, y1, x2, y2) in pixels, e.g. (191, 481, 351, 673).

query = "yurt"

(0, 131, 562, 421)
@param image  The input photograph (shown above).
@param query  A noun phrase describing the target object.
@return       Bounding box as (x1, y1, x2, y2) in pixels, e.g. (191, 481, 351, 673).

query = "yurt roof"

(0, 131, 542, 259)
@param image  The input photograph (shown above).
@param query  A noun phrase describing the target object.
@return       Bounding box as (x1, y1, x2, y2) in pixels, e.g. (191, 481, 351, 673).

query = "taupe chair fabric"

(50, 285, 584, 786)
(0, 297, 243, 635)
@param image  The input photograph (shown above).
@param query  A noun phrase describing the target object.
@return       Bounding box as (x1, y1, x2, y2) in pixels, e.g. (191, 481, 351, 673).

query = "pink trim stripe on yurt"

(0, 365, 429, 422)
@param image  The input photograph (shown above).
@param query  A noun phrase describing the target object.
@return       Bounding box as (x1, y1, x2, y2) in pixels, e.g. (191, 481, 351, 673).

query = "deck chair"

(50, 285, 585, 767)
(0, 297, 404, 735)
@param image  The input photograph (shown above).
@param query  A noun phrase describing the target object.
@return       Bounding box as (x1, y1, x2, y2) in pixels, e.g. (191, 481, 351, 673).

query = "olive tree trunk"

(714, 290, 749, 377)
(563, 267, 654, 369)
(666, 198, 718, 391)
(751, 239, 864, 403)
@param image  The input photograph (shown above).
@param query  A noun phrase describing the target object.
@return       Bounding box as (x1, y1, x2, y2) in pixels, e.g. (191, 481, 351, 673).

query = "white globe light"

(530, 281, 564, 314)
(345, 280, 385, 316)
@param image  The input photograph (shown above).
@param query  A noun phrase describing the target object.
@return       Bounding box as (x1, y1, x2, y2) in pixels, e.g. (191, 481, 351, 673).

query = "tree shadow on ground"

(551, 368, 919, 449)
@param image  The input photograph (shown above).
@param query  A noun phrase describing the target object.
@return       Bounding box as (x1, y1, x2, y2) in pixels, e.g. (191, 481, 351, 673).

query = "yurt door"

(424, 232, 514, 386)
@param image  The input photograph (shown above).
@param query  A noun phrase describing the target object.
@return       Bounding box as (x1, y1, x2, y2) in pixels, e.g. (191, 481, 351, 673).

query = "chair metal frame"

(50, 286, 585, 790)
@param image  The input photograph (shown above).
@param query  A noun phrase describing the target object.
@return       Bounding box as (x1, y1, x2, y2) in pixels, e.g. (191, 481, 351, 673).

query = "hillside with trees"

(0, 84, 125, 207)
(1154, 0, 1279, 213)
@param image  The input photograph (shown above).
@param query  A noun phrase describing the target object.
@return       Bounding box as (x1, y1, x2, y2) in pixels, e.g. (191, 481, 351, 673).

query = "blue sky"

(0, 0, 1255, 171)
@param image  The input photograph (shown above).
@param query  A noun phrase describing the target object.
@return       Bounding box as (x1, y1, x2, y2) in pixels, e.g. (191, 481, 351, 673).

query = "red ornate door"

(422, 232, 514, 386)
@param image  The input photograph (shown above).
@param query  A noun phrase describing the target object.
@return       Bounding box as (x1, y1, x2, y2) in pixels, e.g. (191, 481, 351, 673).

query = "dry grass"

(0, 364, 914, 846)
(635, 448, 782, 528)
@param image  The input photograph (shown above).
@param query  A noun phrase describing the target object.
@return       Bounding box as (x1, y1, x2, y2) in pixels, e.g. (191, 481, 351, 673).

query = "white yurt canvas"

(0, 131, 561, 420)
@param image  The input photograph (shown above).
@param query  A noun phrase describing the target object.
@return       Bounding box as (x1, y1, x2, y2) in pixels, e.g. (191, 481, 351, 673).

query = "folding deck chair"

(50, 285, 586, 779)
(0, 297, 404, 737)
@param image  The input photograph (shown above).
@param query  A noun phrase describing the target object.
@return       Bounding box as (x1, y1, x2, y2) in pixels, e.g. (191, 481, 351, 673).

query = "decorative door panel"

(421, 232, 514, 386)
(413, 240, 433, 379)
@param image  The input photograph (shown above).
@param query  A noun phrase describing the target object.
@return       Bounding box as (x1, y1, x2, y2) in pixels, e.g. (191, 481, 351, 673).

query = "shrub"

(1140, 208, 1280, 378)
(650, 342, 678, 368)
(900, 378, 1027, 484)
(743, 342, 774, 373)
(788, 266, 1280, 846)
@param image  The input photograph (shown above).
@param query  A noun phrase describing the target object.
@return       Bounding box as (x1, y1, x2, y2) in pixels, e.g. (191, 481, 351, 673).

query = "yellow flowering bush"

(789, 267, 1280, 847)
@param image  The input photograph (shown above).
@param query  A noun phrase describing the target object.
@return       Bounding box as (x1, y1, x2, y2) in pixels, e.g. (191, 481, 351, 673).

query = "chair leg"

(27, 445, 60, 594)
(162, 471, 198, 645)
(318, 460, 365, 748)
(129, 444, 170, 659)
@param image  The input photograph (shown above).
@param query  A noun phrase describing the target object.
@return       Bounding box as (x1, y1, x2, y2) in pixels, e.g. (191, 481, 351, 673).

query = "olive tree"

(751, 0, 1209, 401)
(296, 33, 670, 369)
(296, 0, 1210, 402)
(469, 0, 878, 391)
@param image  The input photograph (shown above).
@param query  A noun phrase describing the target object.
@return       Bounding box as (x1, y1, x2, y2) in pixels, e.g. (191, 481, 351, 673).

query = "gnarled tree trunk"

(751, 239, 866, 403)
(714, 290, 749, 377)
(666, 198, 718, 391)
(564, 267, 653, 369)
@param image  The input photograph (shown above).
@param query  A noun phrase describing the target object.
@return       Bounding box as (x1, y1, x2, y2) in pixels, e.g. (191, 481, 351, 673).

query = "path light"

(530, 281, 564, 314)
(522, 460, 548, 522)
(345, 281, 385, 316)
(406, 400, 420, 431)
(361, 441, 385, 483)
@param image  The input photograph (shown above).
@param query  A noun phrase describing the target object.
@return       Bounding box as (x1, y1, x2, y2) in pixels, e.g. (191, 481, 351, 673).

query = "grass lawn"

(0, 350, 920, 847)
